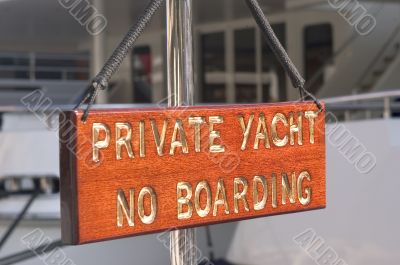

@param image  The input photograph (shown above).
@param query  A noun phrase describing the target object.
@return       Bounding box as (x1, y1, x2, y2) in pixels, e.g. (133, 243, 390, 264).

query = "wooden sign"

(60, 102, 326, 245)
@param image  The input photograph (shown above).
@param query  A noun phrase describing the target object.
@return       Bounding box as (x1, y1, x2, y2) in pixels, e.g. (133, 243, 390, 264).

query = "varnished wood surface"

(60, 102, 326, 245)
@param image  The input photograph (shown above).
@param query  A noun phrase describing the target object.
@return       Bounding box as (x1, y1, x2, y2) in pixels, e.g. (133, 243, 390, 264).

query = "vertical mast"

(166, 0, 196, 264)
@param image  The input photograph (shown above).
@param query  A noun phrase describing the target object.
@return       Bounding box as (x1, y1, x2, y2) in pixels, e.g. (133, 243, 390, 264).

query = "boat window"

(235, 28, 256, 72)
(200, 32, 226, 103)
(262, 23, 287, 101)
(304, 23, 333, 94)
(132, 46, 152, 103)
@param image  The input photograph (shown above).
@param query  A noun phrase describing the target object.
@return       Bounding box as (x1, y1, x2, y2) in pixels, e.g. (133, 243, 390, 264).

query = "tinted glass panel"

(235, 28, 256, 72)
(304, 24, 333, 94)
(203, 84, 226, 103)
(0, 57, 29, 66)
(201, 32, 226, 102)
(201, 32, 225, 72)
(235, 84, 257, 103)
(66, 72, 89, 80)
(0, 70, 29, 79)
(262, 23, 287, 101)
(132, 46, 152, 103)
(35, 71, 62, 80)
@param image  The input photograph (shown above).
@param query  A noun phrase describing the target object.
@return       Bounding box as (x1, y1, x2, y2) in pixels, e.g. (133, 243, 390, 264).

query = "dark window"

(0, 57, 29, 66)
(0, 53, 89, 81)
(132, 46, 152, 103)
(203, 84, 226, 103)
(234, 28, 256, 72)
(201, 32, 226, 102)
(201, 32, 225, 73)
(36, 58, 89, 68)
(262, 23, 287, 101)
(235, 84, 257, 103)
(35, 71, 62, 80)
(304, 24, 333, 94)
(66, 72, 89, 80)
(0, 70, 29, 79)
(262, 84, 271, 102)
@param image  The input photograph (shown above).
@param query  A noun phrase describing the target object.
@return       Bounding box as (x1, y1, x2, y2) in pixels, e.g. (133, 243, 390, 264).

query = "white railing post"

(384, 97, 391, 119)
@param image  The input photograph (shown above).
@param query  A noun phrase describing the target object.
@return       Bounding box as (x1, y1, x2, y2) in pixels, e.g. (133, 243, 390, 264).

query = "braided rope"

(75, 0, 164, 122)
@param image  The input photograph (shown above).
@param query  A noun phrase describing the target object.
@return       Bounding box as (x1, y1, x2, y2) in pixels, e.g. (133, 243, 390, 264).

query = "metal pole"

(166, 0, 194, 106)
(166, 0, 196, 264)
(0, 192, 38, 252)
(92, 0, 108, 104)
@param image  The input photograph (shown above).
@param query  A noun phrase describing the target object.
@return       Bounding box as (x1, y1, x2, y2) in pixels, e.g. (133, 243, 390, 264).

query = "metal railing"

(0, 52, 89, 81)
(0, 90, 399, 120)
(324, 90, 400, 121)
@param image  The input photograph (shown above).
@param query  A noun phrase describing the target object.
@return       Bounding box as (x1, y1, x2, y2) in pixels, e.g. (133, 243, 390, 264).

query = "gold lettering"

(238, 114, 254, 150)
(93, 123, 111, 162)
(297, 171, 312, 205)
(271, 113, 288, 147)
(170, 119, 189, 155)
(272, 173, 277, 208)
(138, 187, 157, 224)
(209, 116, 225, 153)
(189, 117, 206, 153)
(194, 181, 212, 217)
(233, 177, 249, 213)
(115, 123, 134, 160)
(254, 113, 271, 150)
(305, 111, 318, 144)
(253, 176, 267, 211)
(139, 120, 145, 158)
(116, 189, 134, 227)
(282, 172, 296, 205)
(177, 182, 193, 220)
(289, 112, 303, 146)
(150, 119, 168, 156)
(213, 179, 229, 216)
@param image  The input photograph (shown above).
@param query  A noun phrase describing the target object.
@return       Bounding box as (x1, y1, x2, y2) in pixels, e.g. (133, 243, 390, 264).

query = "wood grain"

(60, 102, 326, 245)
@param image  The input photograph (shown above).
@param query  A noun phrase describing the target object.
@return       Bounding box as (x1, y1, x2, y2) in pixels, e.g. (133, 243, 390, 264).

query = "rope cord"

(76, 0, 323, 122)
(244, 0, 323, 111)
(75, 0, 164, 122)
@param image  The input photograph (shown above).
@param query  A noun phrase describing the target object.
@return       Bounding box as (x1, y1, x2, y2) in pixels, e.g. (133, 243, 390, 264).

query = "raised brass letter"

(297, 171, 312, 205)
(170, 119, 189, 155)
(272, 173, 277, 208)
(150, 119, 168, 156)
(139, 121, 146, 158)
(238, 114, 254, 150)
(138, 187, 157, 224)
(93, 123, 110, 162)
(117, 189, 134, 227)
(289, 112, 303, 146)
(282, 172, 296, 205)
(213, 179, 229, 216)
(195, 181, 212, 217)
(177, 182, 193, 220)
(209, 116, 225, 153)
(189, 117, 205, 153)
(305, 111, 319, 144)
(271, 113, 288, 147)
(253, 176, 267, 211)
(234, 177, 249, 213)
(115, 123, 134, 160)
(254, 113, 271, 150)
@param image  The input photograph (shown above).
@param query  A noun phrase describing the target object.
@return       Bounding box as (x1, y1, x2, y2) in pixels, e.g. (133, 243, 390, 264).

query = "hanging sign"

(60, 102, 326, 245)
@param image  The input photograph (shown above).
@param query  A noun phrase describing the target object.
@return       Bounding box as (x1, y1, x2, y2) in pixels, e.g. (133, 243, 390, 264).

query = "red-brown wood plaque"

(60, 102, 326, 245)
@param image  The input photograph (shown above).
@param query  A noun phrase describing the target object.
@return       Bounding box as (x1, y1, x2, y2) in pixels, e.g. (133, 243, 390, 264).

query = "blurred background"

(0, 0, 400, 264)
